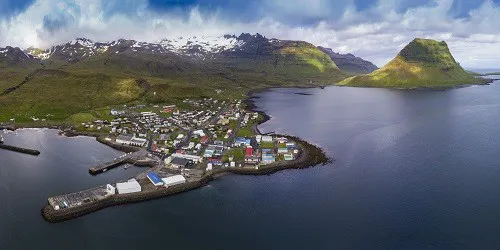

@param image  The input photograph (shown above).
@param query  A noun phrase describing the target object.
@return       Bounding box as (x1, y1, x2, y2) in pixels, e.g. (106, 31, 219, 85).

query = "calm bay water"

(2, 78, 500, 249)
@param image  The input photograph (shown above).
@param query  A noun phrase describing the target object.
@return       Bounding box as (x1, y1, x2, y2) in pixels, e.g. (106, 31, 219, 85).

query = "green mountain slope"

(340, 38, 489, 88)
(0, 34, 347, 123)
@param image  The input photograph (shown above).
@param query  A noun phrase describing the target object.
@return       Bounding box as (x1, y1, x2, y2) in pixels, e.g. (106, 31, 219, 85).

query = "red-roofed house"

(245, 147, 253, 157)
(200, 136, 209, 144)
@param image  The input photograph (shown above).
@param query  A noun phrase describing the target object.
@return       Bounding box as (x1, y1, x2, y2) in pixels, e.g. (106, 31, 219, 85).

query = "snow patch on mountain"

(159, 35, 244, 54)
(24, 34, 260, 61)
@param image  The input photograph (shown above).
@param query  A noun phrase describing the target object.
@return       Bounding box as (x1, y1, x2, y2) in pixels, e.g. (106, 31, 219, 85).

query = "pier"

(0, 144, 40, 156)
(88, 150, 157, 175)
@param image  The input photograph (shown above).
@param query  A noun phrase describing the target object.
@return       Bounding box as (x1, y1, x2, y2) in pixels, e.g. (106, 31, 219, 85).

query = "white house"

(261, 136, 273, 142)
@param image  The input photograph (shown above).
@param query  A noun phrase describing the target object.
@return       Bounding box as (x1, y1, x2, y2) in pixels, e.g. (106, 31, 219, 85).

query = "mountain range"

(1, 33, 370, 122)
(0, 35, 489, 123)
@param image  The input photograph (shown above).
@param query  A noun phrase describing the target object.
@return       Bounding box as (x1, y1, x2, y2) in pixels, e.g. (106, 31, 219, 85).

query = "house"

(218, 117, 230, 125)
(193, 129, 206, 137)
(278, 148, 289, 154)
(130, 137, 147, 147)
(256, 135, 262, 143)
(116, 134, 146, 147)
(200, 136, 209, 144)
(204, 149, 215, 158)
(261, 136, 273, 142)
(276, 137, 287, 144)
(170, 157, 192, 169)
(284, 154, 294, 161)
(234, 137, 251, 147)
(245, 147, 253, 157)
(110, 109, 124, 116)
(116, 134, 134, 145)
(171, 153, 203, 163)
(245, 156, 260, 164)
(262, 154, 275, 164)
(208, 158, 223, 166)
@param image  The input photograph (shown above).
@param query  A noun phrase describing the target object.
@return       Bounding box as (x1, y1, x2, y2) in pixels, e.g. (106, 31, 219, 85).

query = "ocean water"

(2, 78, 500, 249)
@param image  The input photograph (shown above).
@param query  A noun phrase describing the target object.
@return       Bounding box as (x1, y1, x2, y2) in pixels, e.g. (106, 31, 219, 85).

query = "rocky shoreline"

(41, 134, 330, 223)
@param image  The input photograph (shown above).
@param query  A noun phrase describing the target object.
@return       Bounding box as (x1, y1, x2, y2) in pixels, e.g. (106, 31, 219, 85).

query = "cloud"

(1, 0, 500, 68)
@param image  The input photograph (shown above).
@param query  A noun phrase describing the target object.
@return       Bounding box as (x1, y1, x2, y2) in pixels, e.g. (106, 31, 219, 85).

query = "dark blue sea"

(2, 77, 500, 249)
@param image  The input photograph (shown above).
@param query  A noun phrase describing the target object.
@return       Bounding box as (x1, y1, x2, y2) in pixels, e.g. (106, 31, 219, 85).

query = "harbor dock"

(88, 150, 156, 175)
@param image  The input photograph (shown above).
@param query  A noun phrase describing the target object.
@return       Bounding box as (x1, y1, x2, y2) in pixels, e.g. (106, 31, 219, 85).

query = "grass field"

(261, 141, 275, 149)
(222, 148, 245, 162)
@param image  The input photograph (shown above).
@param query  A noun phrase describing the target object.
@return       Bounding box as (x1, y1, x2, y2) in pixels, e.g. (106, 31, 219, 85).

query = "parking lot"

(49, 186, 109, 209)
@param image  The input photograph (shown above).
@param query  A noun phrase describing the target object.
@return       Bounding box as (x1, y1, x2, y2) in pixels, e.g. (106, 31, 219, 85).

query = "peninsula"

(40, 99, 329, 223)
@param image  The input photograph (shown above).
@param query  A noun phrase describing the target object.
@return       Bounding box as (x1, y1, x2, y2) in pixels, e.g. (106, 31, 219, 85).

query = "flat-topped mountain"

(318, 46, 378, 74)
(340, 38, 489, 88)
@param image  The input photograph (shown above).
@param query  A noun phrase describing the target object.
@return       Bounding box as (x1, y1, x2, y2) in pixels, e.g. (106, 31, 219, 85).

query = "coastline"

(1, 86, 332, 223)
(336, 78, 494, 91)
(41, 134, 331, 223)
(40, 89, 332, 223)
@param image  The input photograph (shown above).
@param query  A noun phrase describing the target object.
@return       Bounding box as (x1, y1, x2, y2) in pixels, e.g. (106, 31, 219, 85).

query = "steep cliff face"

(340, 38, 487, 88)
(318, 46, 378, 74)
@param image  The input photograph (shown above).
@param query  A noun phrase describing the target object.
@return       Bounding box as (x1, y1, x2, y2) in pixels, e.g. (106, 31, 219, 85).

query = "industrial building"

(147, 172, 164, 186)
(170, 157, 192, 168)
(116, 179, 142, 194)
(171, 153, 203, 163)
(161, 175, 186, 187)
(106, 184, 116, 195)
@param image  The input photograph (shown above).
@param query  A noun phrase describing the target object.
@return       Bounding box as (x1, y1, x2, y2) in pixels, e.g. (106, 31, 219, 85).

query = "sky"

(1, 0, 500, 68)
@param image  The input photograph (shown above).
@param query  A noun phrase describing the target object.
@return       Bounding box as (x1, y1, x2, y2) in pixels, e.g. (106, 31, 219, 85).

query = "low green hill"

(340, 38, 489, 88)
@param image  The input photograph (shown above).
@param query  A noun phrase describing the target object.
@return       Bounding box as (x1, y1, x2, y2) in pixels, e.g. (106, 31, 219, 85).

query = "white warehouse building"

(162, 175, 186, 187)
(116, 179, 142, 194)
(170, 153, 203, 163)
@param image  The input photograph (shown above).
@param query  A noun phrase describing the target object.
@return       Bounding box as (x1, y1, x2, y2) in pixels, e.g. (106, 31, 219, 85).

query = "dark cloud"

(42, 13, 74, 33)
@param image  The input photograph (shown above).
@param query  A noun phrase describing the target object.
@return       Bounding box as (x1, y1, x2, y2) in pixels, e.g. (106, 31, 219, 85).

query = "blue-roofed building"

(262, 154, 275, 164)
(147, 172, 164, 186)
(204, 149, 215, 158)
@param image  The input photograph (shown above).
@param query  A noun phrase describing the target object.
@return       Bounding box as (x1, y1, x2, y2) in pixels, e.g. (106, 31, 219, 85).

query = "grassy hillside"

(340, 38, 488, 88)
(0, 39, 346, 123)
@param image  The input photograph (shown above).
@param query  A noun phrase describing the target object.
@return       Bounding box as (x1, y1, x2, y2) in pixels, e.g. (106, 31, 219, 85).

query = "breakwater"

(89, 157, 156, 175)
(41, 134, 330, 223)
(0, 144, 40, 156)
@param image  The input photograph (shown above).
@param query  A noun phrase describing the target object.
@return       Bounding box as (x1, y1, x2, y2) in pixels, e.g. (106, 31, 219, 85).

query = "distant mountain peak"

(397, 38, 456, 67)
(318, 46, 378, 74)
(0, 46, 39, 66)
(340, 38, 488, 88)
